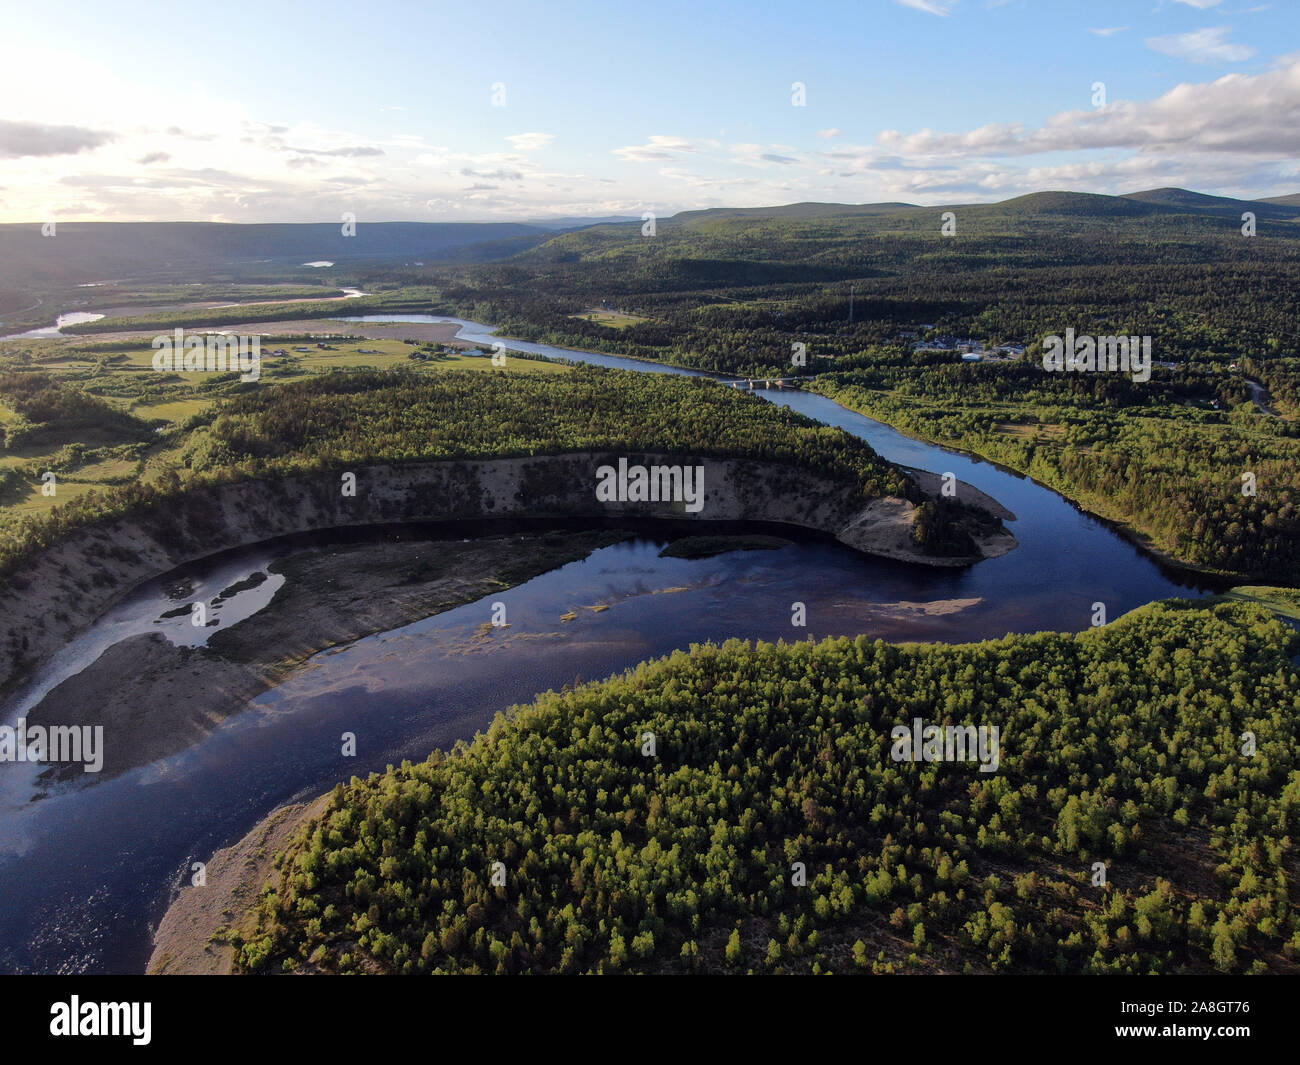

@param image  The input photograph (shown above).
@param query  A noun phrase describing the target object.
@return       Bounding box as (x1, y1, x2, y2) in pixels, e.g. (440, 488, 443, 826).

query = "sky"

(1, 0, 1297, 223)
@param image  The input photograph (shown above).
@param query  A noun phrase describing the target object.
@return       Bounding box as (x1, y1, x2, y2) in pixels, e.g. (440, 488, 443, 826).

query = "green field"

(86, 337, 570, 378)
(0, 334, 571, 535)
(1220, 586, 1300, 620)
(569, 309, 648, 330)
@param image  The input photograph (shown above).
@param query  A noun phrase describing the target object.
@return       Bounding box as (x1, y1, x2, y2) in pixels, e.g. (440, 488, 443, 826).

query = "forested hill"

(523, 186, 1300, 268)
(662, 188, 1300, 227)
(458, 186, 1300, 378)
(234, 597, 1300, 975)
(0, 221, 555, 290)
(177, 367, 913, 496)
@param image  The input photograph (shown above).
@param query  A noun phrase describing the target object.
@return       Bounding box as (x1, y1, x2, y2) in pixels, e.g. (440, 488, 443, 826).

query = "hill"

(1120, 187, 1300, 221)
(525, 215, 642, 229)
(661, 188, 1300, 228)
(977, 190, 1161, 218)
(0, 220, 556, 291)
(668, 202, 922, 224)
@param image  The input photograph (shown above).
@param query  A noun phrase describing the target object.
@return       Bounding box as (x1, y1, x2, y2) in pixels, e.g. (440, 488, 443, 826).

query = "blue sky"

(1, 0, 1297, 221)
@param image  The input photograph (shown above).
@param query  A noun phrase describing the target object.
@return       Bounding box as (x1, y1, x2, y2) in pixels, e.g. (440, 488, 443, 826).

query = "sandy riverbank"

(56, 318, 474, 347)
(903, 466, 1017, 522)
(1, 453, 1017, 711)
(148, 793, 331, 975)
(25, 530, 627, 782)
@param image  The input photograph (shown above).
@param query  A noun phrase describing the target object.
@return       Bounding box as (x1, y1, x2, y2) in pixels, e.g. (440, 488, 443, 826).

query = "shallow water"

(0, 311, 106, 341)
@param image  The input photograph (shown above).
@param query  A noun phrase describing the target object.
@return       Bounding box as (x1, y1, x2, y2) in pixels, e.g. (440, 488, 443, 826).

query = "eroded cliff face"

(0, 452, 1011, 695)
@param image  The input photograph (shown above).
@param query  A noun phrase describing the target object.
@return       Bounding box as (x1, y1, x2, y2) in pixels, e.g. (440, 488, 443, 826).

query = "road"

(1244, 376, 1280, 417)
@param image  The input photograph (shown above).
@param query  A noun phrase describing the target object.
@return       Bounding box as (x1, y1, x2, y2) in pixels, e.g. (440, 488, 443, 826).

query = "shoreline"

(140, 586, 986, 976)
(809, 388, 1246, 591)
(901, 465, 1017, 522)
(154, 576, 1276, 977)
(21, 529, 630, 783)
(0, 452, 1017, 709)
(148, 793, 331, 975)
(11, 451, 1016, 785)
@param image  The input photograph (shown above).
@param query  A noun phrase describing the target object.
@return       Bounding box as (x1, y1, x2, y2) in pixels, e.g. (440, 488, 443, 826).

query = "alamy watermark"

(595, 458, 705, 513)
(890, 717, 1000, 773)
(0, 719, 104, 773)
(152, 328, 261, 382)
(50, 997, 150, 1044)
(1041, 328, 1151, 383)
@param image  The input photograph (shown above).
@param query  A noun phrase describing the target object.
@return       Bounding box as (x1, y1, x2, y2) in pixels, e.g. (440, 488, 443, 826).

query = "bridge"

(731, 378, 800, 391)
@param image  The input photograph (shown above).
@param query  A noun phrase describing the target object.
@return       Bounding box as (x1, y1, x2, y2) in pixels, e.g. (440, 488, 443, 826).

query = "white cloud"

(1173, 0, 1222, 9)
(1088, 27, 1129, 37)
(730, 143, 803, 167)
(505, 132, 554, 151)
(3, 34, 1296, 221)
(1146, 26, 1256, 64)
(895, 0, 958, 13)
(0, 119, 112, 158)
(878, 58, 1300, 157)
(612, 135, 701, 162)
(656, 168, 760, 190)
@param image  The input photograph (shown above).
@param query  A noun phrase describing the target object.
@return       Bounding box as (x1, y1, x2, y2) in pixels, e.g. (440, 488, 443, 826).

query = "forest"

(414, 195, 1300, 380)
(233, 597, 1300, 975)
(810, 359, 1300, 583)
(179, 366, 910, 496)
(0, 366, 940, 582)
(0, 371, 154, 449)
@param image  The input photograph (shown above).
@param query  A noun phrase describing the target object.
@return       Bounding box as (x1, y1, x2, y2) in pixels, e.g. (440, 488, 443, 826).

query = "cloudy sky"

(1, 0, 1297, 222)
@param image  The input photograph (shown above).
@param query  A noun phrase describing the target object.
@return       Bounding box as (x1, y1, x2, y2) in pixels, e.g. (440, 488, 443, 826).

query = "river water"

(0, 315, 1215, 973)
(0, 311, 106, 341)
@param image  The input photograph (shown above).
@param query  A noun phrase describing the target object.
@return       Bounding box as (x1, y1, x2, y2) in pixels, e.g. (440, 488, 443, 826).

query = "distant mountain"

(980, 191, 1161, 218)
(1122, 187, 1243, 209)
(669, 202, 921, 224)
(515, 185, 1300, 281)
(659, 189, 1300, 226)
(525, 215, 641, 230)
(6, 188, 1298, 295)
(0, 221, 554, 288)
(1120, 187, 1300, 220)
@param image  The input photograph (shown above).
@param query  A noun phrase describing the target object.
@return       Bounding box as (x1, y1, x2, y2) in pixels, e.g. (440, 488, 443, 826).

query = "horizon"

(1, 184, 1295, 228)
(3, 0, 1299, 224)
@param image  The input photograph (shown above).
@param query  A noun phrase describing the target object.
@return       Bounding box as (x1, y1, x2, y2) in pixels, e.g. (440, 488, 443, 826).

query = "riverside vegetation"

(809, 358, 1300, 582)
(0, 364, 995, 587)
(232, 598, 1300, 975)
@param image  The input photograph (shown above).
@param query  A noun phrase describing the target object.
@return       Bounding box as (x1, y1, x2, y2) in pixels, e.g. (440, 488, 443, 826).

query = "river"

(0, 315, 1217, 973)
